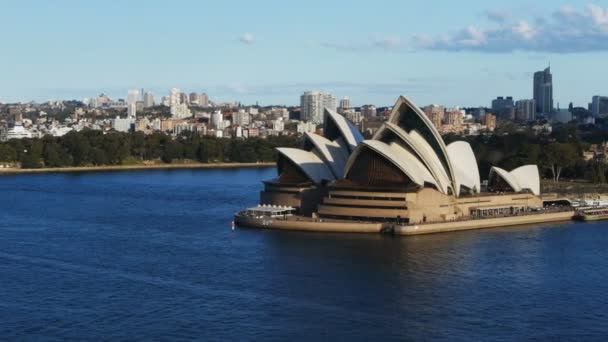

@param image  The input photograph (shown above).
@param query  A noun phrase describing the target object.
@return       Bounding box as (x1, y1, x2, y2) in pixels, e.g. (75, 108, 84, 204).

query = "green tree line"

(2, 123, 608, 184)
(444, 124, 602, 183)
(0, 130, 298, 169)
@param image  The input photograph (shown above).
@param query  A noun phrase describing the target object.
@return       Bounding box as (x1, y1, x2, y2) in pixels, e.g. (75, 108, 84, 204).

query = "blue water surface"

(0, 167, 607, 340)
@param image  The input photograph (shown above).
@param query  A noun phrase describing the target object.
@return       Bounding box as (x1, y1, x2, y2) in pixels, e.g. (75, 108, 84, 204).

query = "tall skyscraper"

(127, 89, 140, 105)
(591, 96, 608, 117)
(515, 99, 535, 121)
(199, 93, 209, 107)
(127, 102, 137, 118)
(169, 88, 181, 106)
(300, 91, 336, 124)
(533, 66, 553, 115)
(143, 92, 155, 108)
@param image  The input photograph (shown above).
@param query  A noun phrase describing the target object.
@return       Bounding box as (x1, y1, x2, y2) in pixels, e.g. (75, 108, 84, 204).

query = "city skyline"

(1, 1, 607, 106)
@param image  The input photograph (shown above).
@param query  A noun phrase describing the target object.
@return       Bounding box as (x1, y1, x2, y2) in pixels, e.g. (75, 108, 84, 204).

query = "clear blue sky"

(1, 0, 606, 107)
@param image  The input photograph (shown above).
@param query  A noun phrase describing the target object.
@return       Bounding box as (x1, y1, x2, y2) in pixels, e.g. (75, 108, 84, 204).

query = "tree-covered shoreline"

(0, 130, 298, 169)
(1, 123, 607, 185)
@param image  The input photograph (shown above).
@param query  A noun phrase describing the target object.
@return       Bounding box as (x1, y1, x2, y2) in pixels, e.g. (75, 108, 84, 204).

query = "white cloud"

(588, 4, 608, 27)
(413, 4, 608, 53)
(239, 33, 255, 45)
(459, 26, 487, 47)
(512, 21, 536, 40)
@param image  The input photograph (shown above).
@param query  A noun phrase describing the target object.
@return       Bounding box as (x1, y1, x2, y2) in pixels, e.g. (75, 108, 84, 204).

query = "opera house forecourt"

(235, 95, 576, 235)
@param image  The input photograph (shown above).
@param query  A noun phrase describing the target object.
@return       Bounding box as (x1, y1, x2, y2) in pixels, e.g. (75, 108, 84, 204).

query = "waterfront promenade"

(236, 207, 577, 235)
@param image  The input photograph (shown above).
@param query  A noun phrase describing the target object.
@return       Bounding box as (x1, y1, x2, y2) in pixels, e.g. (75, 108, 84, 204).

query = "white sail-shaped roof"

(489, 165, 541, 195)
(447, 141, 481, 195)
(344, 140, 430, 187)
(303, 132, 349, 179)
(324, 108, 364, 153)
(386, 141, 438, 188)
(511, 165, 540, 196)
(276, 148, 335, 184)
(386, 96, 457, 189)
(270, 110, 362, 186)
(489, 166, 523, 193)
(408, 130, 453, 194)
(374, 122, 452, 194)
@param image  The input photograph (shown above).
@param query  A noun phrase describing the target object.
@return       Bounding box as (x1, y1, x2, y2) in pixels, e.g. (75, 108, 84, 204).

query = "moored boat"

(234, 205, 295, 228)
(574, 208, 608, 221)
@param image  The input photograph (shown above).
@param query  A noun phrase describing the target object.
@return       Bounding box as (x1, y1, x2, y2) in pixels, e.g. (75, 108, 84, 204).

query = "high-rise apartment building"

(591, 96, 608, 117)
(199, 93, 209, 107)
(361, 104, 377, 118)
(429, 111, 443, 129)
(127, 102, 137, 118)
(446, 109, 464, 126)
(211, 110, 224, 128)
(515, 99, 535, 121)
(345, 110, 361, 124)
(143, 92, 155, 108)
(491, 96, 515, 120)
(339, 96, 351, 113)
(97, 94, 111, 107)
(170, 103, 192, 119)
(179, 92, 189, 105)
(533, 67, 553, 115)
(269, 107, 289, 120)
(272, 118, 285, 132)
(483, 113, 497, 131)
(169, 88, 181, 106)
(300, 91, 336, 124)
(233, 109, 250, 126)
(189, 92, 199, 105)
(423, 105, 445, 123)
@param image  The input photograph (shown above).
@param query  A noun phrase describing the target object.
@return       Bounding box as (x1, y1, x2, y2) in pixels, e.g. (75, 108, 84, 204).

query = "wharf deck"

(235, 211, 577, 235)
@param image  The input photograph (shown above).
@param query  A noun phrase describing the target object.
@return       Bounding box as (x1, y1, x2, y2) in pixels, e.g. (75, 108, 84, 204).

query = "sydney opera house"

(237, 96, 572, 233)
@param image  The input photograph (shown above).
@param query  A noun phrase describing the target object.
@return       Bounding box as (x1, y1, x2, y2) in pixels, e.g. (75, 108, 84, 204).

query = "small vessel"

(234, 205, 295, 228)
(574, 207, 608, 221)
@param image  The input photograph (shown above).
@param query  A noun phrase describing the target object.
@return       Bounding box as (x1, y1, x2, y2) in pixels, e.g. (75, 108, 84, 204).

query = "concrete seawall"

(393, 211, 575, 236)
(236, 211, 576, 235)
(235, 215, 385, 233)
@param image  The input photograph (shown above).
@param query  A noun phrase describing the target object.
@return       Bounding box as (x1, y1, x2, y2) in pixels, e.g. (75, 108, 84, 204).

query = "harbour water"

(1, 167, 608, 340)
